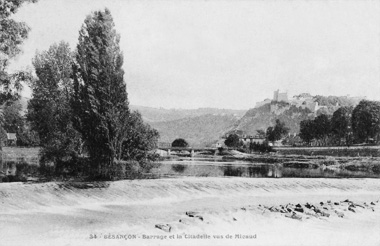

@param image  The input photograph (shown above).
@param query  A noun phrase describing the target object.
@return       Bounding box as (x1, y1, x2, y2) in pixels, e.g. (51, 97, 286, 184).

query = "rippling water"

(151, 157, 380, 179)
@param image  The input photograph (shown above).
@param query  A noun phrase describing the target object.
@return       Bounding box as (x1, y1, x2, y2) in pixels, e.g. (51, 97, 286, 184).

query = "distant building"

(6, 133, 17, 146)
(255, 98, 271, 108)
(273, 89, 288, 102)
(212, 139, 226, 148)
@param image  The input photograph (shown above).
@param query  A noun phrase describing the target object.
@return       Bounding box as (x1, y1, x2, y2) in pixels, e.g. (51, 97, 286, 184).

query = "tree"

(0, 0, 36, 147)
(256, 129, 266, 138)
(2, 101, 24, 133)
(224, 134, 240, 148)
(299, 119, 315, 145)
(266, 126, 275, 143)
(2, 100, 39, 146)
(331, 106, 353, 146)
(172, 138, 189, 148)
(352, 100, 380, 143)
(266, 119, 289, 144)
(313, 114, 331, 146)
(0, 0, 36, 104)
(72, 9, 130, 178)
(121, 111, 159, 168)
(27, 41, 81, 170)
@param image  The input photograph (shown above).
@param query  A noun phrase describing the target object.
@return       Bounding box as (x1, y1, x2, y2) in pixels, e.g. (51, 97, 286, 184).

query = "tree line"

(1, 3, 159, 180)
(300, 101, 380, 146)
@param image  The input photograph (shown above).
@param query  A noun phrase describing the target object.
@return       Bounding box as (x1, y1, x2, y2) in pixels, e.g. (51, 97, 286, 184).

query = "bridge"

(156, 146, 219, 157)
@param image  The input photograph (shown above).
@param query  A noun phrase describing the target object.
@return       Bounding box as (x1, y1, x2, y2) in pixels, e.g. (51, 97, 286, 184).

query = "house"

(6, 133, 17, 146)
(212, 139, 226, 148)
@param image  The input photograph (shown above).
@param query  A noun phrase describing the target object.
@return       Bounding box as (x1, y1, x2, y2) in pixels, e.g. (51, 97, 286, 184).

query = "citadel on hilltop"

(254, 90, 363, 114)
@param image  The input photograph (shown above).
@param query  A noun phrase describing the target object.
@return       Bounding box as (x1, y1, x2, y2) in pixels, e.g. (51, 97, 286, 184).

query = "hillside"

(149, 114, 240, 147)
(231, 94, 364, 136)
(130, 105, 246, 123)
(230, 103, 313, 135)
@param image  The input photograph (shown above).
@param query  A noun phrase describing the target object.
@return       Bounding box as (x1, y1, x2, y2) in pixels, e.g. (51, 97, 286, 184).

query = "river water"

(151, 157, 380, 179)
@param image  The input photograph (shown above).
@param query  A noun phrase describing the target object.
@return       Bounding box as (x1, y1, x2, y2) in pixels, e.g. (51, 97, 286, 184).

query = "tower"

(273, 89, 279, 101)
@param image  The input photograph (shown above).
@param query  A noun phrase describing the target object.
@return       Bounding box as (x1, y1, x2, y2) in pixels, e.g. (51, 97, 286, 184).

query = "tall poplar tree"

(72, 9, 129, 178)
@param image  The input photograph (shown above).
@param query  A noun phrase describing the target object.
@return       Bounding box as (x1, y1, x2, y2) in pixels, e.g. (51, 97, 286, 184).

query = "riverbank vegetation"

(1, 5, 159, 181)
(299, 101, 380, 146)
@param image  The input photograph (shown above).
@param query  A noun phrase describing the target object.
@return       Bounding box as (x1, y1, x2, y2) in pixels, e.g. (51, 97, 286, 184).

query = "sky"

(9, 0, 380, 109)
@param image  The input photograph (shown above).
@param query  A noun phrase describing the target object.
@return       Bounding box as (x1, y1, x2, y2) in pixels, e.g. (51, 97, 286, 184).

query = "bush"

(249, 142, 273, 153)
(172, 138, 189, 148)
(16, 162, 39, 181)
(1, 176, 9, 182)
(172, 164, 186, 173)
(319, 157, 338, 166)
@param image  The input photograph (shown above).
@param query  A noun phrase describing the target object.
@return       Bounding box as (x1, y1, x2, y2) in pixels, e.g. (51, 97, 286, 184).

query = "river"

(151, 157, 380, 179)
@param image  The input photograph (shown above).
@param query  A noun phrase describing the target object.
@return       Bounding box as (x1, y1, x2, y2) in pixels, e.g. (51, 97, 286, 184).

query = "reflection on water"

(152, 158, 380, 179)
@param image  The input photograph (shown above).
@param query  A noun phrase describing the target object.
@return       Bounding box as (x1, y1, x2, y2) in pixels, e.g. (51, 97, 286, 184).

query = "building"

(273, 89, 288, 102)
(6, 133, 17, 146)
(255, 98, 271, 108)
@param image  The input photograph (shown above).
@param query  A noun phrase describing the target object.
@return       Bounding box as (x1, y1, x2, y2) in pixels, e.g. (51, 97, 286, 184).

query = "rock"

(285, 212, 302, 221)
(323, 207, 329, 210)
(321, 211, 330, 217)
(233, 217, 237, 221)
(186, 211, 199, 217)
(320, 202, 324, 206)
(354, 203, 365, 209)
(195, 215, 204, 221)
(286, 207, 293, 213)
(241, 207, 247, 211)
(304, 208, 318, 217)
(342, 199, 351, 203)
(348, 206, 356, 213)
(294, 207, 304, 213)
(370, 202, 375, 206)
(295, 204, 302, 208)
(327, 200, 331, 204)
(335, 210, 344, 218)
(305, 203, 313, 209)
(185, 212, 204, 221)
(313, 208, 330, 217)
(334, 202, 340, 205)
(155, 224, 171, 232)
(269, 206, 280, 212)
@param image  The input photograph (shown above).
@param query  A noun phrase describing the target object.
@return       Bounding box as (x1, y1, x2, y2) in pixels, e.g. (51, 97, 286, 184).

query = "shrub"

(319, 157, 338, 166)
(249, 141, 274, 153)
(172, 164, 186, 173)
(172, 138, 189, 148)
(16, 162, 39, 181)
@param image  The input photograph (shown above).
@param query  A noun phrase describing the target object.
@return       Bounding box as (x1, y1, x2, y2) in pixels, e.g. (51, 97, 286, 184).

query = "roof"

(6, 133, 17, 140)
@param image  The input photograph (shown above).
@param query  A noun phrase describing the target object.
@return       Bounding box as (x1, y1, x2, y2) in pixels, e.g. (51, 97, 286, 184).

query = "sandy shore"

(1, 177, 380, 246)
